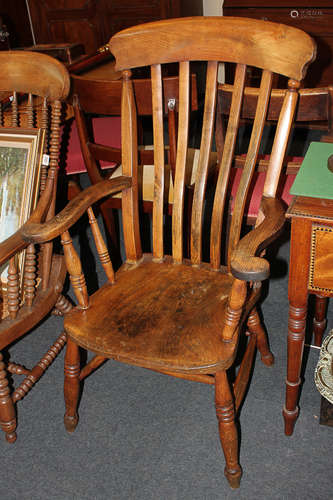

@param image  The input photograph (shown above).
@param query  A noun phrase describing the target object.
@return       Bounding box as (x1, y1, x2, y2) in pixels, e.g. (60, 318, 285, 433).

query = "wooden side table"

(283, 195, 333, 435)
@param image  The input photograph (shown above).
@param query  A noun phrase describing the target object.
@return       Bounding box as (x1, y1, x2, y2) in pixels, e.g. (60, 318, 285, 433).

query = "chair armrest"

(68, 46, 113, 75)
(21, 176, 131, 244)
(230, 196, 285, 282)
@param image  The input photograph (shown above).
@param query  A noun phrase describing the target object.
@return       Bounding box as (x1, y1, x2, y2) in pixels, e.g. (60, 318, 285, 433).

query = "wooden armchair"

(21, 18, 315, 487)
(0, 51, 71, 443)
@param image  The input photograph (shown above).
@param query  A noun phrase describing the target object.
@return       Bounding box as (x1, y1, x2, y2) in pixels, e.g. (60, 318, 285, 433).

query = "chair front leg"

(64, 338, 81, 433)
(0, 352, 17, 443)
(247, 307, 274, 366)
(215, 370, 242, 489)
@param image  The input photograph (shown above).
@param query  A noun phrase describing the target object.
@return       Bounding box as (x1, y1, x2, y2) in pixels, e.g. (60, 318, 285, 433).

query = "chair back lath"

(109, 17, 316, 268)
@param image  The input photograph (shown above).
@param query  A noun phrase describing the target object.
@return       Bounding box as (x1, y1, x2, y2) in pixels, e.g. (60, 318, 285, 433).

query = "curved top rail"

(0, 51, 70, 100)
(109, 16, 316, 81)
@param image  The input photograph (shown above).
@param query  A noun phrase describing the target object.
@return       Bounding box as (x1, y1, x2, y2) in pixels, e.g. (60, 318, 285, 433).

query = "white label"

(42, 154, 50, 166)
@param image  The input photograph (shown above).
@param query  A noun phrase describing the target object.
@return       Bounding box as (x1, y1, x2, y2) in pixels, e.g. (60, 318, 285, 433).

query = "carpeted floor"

(2, 210, 333, 499)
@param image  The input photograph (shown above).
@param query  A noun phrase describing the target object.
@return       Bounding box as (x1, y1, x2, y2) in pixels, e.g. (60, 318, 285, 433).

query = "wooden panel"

(104, 0, 181, 35)
(28, 0, 105, 55)
(309, 225, 333, 293)
(0, 1, 33, 47)
(224, 1, 333, 6)
(223, 1, 333, 87)
(27, 0, 186, 55)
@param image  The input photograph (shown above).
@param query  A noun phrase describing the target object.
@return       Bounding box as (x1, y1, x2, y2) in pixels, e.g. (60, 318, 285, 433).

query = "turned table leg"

(313, 295, 328, 347)
(283, 303, 307, 435)
(283, 216, 312, 436)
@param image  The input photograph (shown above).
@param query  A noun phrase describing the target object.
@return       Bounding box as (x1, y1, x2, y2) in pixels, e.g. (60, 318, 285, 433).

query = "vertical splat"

(227, 70, 273, 265)
(151, 64, 165, 260)
(191, 61, 218, 266)
(172, 61, 190, 264)
(121, 69, 142, 263)
(210, 64, 246, 270)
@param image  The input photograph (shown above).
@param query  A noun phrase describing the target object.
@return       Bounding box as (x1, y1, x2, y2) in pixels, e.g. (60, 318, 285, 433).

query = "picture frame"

(0, 128, 45, 289)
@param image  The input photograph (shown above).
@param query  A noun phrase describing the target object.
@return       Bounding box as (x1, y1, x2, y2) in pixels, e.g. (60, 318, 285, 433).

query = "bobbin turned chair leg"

(64, 338, 81, 433)
(215, 370, 242, 489)
(247, 308, 274, 366)
(0, 352, 17, 443)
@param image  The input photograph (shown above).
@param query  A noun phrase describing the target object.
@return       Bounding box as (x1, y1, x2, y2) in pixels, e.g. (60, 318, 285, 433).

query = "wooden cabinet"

(223, 1, 333, 87)
(24, 0, 202, 55)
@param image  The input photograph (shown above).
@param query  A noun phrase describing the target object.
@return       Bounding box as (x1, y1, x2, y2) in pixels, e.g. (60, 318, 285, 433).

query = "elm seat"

(64, 255, 235, 373)
(25, 17, 316, 488)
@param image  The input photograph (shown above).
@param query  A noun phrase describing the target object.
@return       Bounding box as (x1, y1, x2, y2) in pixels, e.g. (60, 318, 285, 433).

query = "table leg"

(283, 216, 312, 436)
(283, 302, 307, 435)
(313, 295, 328, 347)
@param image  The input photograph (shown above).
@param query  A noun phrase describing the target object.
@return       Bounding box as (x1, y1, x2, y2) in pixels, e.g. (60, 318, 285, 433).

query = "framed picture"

(0, 128, 45, 287)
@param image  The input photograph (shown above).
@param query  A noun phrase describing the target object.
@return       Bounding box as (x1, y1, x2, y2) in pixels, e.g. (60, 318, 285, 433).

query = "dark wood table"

(283, 195, 333, 435)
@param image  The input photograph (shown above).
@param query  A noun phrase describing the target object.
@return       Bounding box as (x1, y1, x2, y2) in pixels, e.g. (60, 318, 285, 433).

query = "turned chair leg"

(0, 352, 17, 443)
(247, 308, 274, 366)
(52, 294, 73, 316)
(215, 370, 242, 489)
(64, 338, 81, 433)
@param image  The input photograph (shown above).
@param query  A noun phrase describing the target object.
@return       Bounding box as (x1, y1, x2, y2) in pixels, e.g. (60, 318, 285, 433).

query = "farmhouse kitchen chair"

(0, 51, 71, 443)
(21, 17, 315, 487)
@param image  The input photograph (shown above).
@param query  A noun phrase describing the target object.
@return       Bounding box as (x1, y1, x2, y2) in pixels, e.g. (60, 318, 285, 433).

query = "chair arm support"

(21, 176, 131, 244)
(230, 196, 285, 282)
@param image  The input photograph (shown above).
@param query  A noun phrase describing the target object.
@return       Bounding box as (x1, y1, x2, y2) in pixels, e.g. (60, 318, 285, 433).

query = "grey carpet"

(3, 223, 333, 500)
